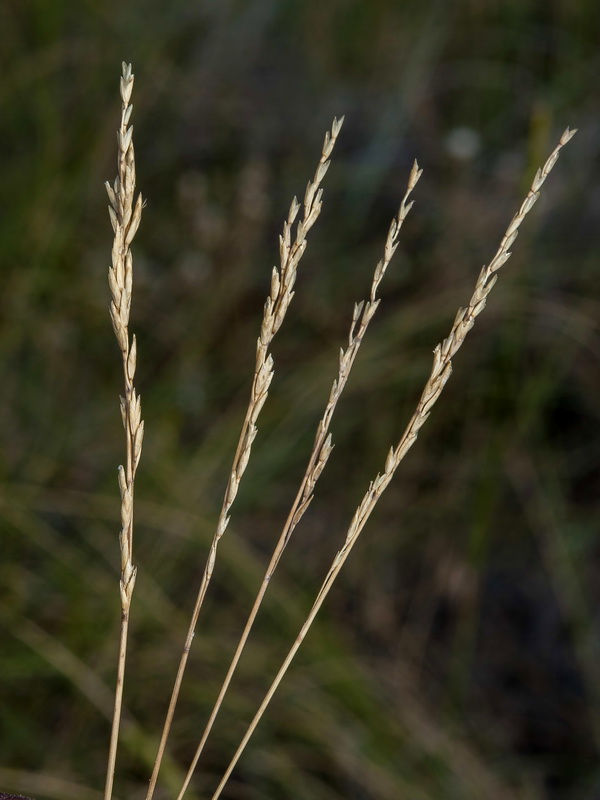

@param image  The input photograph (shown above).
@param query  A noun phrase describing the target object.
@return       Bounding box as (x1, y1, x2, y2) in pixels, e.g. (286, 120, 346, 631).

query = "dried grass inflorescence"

(175, 159, 423, 800)
(104, 61, 144, 800)
(209, 127, 577, 799)
(102, 62, 577, 800)
(146, 115, 345, 800)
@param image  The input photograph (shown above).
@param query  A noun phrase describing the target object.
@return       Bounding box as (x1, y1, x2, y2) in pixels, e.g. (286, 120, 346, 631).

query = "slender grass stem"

(104, 613, 129, 800)
(103, 62, 144, 800)
(146, 117, 344, 800)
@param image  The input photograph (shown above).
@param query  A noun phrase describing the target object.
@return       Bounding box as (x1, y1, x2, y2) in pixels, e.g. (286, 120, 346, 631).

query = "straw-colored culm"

(102, 62, 576, 800)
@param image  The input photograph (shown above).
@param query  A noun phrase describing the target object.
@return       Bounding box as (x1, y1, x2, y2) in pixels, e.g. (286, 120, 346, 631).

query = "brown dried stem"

(103, 62, 145, 800)
(146, 117, 344, 800)
(210, 126, 577, 800)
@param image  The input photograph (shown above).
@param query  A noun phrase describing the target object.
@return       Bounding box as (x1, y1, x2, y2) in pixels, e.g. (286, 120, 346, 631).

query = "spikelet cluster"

(214, 115, 346, 547)
(105, 62, 144, 611)
(145, 116, 346, 800)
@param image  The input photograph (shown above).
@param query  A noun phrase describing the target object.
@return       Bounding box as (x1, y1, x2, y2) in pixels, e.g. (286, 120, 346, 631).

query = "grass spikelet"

(103, 61, 144, 800)
(145, 115, 345, 800)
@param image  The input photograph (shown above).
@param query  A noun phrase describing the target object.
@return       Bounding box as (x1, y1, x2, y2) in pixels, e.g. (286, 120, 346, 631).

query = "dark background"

(1, 2, 599, 799)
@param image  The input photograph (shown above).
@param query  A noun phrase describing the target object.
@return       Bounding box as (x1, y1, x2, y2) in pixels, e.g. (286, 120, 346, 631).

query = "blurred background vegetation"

(1, 1, 599, 799)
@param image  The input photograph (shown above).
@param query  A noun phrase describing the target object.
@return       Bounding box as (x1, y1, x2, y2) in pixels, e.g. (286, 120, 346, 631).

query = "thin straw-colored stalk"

(210, 126, 577, 800)
(146, 117, 344, 800)
(103, 62, 145, 800)
(176, 161, 422, 800)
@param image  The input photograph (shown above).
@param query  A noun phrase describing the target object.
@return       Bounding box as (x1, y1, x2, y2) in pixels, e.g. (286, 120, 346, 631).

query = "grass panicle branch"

(146, 116, 345, 800)
(175, 159, 423, 799)
(209, 126, 577, 800)
(103, 61, 145, 800)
